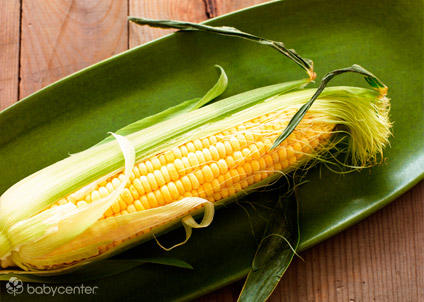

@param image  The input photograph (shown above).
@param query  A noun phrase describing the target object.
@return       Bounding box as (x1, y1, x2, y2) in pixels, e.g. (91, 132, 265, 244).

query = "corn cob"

(57, 108, 331, 218)
(0, 81, 391, 274)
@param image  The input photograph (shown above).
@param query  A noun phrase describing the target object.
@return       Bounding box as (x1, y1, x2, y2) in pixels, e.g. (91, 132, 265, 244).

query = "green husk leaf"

(128, 17, 315, 79)
(271, 64, 388, 149)
(9, 198, 213, 273)
(9, 133, 135, 269)
(193, 65, 228, 109)
(0, 258, 192, 283)
(95, 65, 228, 146)
(238, 190, 299, 302)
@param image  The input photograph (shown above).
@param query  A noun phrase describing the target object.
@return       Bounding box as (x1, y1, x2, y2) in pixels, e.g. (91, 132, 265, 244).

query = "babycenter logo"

(5, 277, 98, 296)
(6, 277, 24, 296)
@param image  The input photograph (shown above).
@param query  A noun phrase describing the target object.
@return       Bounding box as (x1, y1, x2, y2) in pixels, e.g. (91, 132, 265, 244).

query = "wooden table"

(1, 1, 422, 301)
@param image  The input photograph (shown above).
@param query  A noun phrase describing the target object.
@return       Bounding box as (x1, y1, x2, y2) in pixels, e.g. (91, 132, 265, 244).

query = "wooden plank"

(0, 0, 20, 110)
(197, 284, 241, 302)
(19, 0, 128, 99)
(209, 0, 268, 16)
(129, 0, 206, 48)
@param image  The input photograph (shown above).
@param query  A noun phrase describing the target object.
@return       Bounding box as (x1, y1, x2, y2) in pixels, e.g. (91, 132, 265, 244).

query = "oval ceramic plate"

(0, 0, 422, 300)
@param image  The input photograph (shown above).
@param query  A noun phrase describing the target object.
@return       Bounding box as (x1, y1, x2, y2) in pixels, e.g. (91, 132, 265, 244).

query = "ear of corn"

(0, 80, 390, 274)
(0, 79, 307, 239)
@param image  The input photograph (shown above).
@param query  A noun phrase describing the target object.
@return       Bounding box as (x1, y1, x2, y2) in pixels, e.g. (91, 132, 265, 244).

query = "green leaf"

(238, 191, 299, 302)
(128, 17, 314, 79)
(194, 65, 228, 109)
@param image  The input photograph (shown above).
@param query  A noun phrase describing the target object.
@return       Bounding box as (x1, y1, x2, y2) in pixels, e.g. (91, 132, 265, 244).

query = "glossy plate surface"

(0, 0, 422, 300)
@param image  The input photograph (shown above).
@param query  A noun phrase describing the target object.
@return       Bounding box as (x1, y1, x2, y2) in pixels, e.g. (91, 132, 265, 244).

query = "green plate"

(0, 0, 422, 300)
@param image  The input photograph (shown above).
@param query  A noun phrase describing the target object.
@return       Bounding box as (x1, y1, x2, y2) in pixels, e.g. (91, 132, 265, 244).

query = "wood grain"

(0, 0, 21, 109)
(272, 180, 424, 302)
(129, 0, 207, 48)
(210, 0, 269, 16)
(20, 0, 128, 98)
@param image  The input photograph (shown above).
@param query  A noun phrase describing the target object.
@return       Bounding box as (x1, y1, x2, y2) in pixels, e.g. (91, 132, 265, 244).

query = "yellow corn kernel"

(167, 182, 180, 199)
(264, 155, 274, 167)
(104, 208, 113, 218)
(195, 150, 206, 164)
(193, 139, 203, 150)
(167, 163, 179, 181)
(154, 190, 165, 206)
(202, 148, 213, 162)
(160, 166, 171, 183)
(175, 180, 185, 195)
(188, 153, 199, 168)
(138, 162, 148, 175)
(210, 163, 220, 178)
(209, 135, 217, 145)
(133, 179, 145, 195)
(146, 192, 158, 208)
(209, 145, 220, 161)
(215, 142, 226, 158)
(217, 159, 228, 174)
(121, 189, 134, 205)
(140, 196, 150, 209)
(181, 176, 192, 192)
(188, 174, 200, 190)
(180, 145, 189, 157)
(98, 187, 109, 198)
(140, 176, 152, 193)
(153, 170, 166, 187)
(171, 147, 182, 159)
(201, 138, 210, 148)
(147, 173, 158, 191)
(158, 154, 167, 166)
(144, 160, 154, 173)
(160, 186, 172, 203)
(164, 150, 175, 163)
(186, 142, 196, 153)
(202, 165, 214, 183)
(127, 204, 136, 214)
(111, 201, 120, 214)
(134, 200, 144, 211)
(223, 141, 233, 155)
(91, 190, 101, 202)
